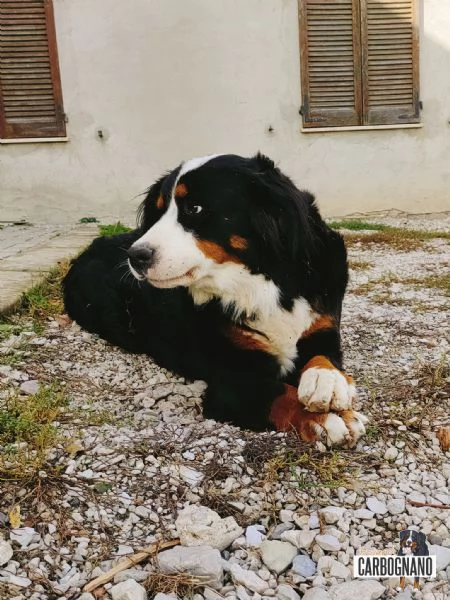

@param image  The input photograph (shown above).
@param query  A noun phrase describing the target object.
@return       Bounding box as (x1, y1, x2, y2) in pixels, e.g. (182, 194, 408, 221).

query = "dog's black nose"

(127, 245, 155, 273)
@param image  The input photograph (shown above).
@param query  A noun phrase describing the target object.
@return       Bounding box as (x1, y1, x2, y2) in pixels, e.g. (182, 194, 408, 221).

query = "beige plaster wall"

(0, 0, 448, 224)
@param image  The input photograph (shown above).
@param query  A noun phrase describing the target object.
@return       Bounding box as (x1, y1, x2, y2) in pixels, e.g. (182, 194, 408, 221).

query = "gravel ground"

(0, 216, 449, 600)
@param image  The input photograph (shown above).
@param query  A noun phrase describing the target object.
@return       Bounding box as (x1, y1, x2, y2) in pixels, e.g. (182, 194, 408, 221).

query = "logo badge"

(354, 529, 436, 590)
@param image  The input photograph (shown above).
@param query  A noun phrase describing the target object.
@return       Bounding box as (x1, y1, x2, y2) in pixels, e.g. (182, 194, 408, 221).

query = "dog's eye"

(184, 204, 203, 216)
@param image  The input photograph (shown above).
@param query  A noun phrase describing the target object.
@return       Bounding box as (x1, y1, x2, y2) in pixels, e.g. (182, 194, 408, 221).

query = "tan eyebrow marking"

(175, 183, 188, 198)
(229, 235, 248, 250)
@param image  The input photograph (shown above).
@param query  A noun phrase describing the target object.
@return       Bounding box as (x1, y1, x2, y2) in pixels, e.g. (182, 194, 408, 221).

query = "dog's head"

(128, 153, 317, 309)
(398, 530, 428, 556)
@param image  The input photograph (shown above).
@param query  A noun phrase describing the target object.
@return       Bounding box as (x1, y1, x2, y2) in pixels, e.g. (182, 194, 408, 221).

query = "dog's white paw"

(318, 410, 368, 447)
(298, 359, 356, 412)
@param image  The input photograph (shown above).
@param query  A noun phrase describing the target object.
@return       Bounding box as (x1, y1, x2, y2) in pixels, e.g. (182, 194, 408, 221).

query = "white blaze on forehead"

(177, 154, 223, 181)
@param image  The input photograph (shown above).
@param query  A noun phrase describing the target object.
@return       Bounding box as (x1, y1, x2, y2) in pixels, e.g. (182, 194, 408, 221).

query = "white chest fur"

(189, 263, 317, 374)
(246, 297, 317, 374)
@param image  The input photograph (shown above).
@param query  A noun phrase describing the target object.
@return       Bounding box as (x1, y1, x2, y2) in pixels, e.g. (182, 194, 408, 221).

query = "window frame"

(0, 0, 67, 141)
(298, 0, 421, 131)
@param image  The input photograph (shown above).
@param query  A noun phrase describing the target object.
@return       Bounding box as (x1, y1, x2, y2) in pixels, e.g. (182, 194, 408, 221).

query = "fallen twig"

(408, 500, 450, 510)
(83, 538, 180, 593)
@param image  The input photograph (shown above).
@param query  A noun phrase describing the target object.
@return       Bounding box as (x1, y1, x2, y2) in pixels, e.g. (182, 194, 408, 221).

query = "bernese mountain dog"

(63, 153, 367, 446)
(398, 530, 429, 589)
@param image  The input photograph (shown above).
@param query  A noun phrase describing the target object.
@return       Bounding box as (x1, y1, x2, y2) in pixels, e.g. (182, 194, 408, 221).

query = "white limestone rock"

(259, 540, 298, 574)
(0, 541, 13, 567)
(329, 580, 385, 600)
(319, 506, 346, 524)
(175, 505, 243, 551)
(158, 545, 223, 589)
(225, 561, 268, 594)
(110, 580, 147, 600)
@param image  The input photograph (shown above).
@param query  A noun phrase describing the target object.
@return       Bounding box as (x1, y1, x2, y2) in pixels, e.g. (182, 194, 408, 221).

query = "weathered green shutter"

(361, 0, 420, 125)
(299, 0, 362, 128)
(0, 0, 66, 139)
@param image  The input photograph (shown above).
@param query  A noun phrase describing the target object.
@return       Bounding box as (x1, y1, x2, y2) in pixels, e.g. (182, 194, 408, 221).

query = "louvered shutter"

(361, 0, 420, 125)
(0, 0, 66, 139)
(299, 0, 362, 128)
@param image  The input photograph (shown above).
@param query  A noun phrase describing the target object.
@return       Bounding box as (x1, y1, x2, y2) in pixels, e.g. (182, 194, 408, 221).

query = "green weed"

(98, 222, 132, 237)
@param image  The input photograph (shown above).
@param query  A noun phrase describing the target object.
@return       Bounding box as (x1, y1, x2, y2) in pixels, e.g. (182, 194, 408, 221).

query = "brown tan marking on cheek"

(175, 183, 188, 198)
(226, 326, 268, 352)
(156, 195, 164, 210)
(301, 355, 335, 373)
(196, 240, 243, 264)
(229, 235, 248, 250)
(269, 384, 328, 442)
(301, 315, 334, 338)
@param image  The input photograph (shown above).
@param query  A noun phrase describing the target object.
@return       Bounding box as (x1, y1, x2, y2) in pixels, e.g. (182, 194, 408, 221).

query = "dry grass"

(265, 447, 363, 492)
(0, 260, 69, 334)
(344, 228, 450, 251)
(242, 432, 281, 468)
(348, 259, 372, 271)
(0, 384, 67, 478)
(363, 355, 450, 451)
(20, 260, 70, 321)
(403, 273, 450, 296)
(146, 570, 207, 598)
(351, 272, 450, 303)
(201, 485, 246, 525)
(242, 432, 376, 494)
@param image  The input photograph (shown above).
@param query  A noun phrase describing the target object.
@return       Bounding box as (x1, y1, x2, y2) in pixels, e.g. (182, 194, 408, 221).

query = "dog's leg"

(399, 577, 406, 590)
(298, 355, 356, 412)
(296, 320, 358, 414)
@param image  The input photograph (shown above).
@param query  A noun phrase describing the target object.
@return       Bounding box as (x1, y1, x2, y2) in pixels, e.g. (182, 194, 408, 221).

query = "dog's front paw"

(270, 386, 368, 448)
(302, 409, 367, 448)
(298, 356, 356, 412)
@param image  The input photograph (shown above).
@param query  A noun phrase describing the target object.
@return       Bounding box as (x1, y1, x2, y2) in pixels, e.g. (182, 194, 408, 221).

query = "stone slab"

(0, 224, 97, 315)
(2, 245, 82, 272)
(0, 271, 40, 313)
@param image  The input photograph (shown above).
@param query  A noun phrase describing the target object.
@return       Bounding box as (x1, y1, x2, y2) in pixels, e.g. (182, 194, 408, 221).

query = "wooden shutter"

(361, 0, 420, 125)
(0, 0, 66, 139)
(299, 0, 362, 128)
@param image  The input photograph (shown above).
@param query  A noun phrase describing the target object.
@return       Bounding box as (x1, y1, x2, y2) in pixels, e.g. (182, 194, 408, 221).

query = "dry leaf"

(8, 505, 21, 529)
(437, 426, 450, 451)
(56, 314, 72, 327)
(65, 439, 84, 456)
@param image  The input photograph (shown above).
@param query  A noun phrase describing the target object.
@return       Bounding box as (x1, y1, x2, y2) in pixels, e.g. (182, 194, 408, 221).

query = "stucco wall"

(0, 0, 449, 224)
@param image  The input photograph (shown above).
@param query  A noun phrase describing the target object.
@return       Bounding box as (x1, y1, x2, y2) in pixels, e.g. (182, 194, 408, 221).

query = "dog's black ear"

(250, 162, 316, 266)
(254, 152, 276, 172)
(417, 532, 427, 544)
(399, 530, 408, 542)
(136, 173, 168, 231)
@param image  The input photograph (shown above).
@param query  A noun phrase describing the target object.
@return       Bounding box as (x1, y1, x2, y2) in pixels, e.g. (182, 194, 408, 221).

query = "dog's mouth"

(147, 267, 198, 288)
